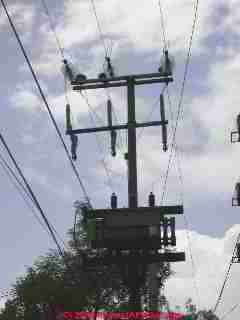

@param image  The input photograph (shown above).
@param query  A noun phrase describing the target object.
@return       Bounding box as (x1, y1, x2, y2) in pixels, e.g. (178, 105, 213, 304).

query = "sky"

(0, 0, 240, 318)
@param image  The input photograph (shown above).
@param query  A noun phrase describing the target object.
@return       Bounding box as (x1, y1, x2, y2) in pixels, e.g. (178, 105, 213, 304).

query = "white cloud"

(166, 225, 240, 319)
(0, 2, 35, 40)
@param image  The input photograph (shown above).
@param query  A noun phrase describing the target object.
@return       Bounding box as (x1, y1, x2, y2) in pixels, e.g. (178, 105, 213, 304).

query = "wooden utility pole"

(67, 66, 185, 311)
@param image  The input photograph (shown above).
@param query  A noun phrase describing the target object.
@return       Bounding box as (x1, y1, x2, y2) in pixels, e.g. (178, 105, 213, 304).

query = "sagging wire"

(213, 233, 240, 313)
(160, 0, 200, 204)
(0, 0, 91, 206)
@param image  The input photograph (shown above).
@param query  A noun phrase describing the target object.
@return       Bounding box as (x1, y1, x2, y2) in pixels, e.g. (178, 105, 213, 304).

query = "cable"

(0, 157, 49, 233)
(161, 0, 200, 204)
(183, 215, 201, 307)
(157, 0, 168, 50)
(40, 0, 65, 59)
(137, 85, 167, 142)
(0, 151, 68, 251)
(221, 303, 240, 320)
(0, 0, 91, 206)
(90, 0, 108, 57)
(213, 233, 240, 313)
(0, 133, 64, 257)
(89, 0, 127, 152)
(80, 92, 116, 193)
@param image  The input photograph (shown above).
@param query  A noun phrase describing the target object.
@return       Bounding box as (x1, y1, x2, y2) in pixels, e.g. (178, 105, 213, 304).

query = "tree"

(0, 201, 174, 318)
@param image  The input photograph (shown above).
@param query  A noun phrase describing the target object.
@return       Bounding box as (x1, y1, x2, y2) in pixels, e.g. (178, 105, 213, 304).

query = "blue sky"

(0, 0, 240, 318)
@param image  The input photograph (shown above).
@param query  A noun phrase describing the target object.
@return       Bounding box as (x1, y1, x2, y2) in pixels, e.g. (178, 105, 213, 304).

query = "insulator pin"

(160, 94, 168, 152)
(148, 192, 155, 207)
(235, 182, 240, 206)
(66, 104, 72, 132)
(111, 193, 117, 209)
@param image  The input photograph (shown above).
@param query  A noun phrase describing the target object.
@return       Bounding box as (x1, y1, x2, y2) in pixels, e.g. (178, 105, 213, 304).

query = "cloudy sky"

(0, 0, 240, 318)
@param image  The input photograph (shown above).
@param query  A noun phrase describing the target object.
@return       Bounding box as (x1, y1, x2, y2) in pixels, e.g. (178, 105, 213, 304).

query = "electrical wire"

(137, 85, 167, 142)
(89, 0, 126, 152)
(160, 0, 200, 204)
(0, 133, 64, 257)
(0, 157, 48, 233)
(213, 233, 240, 313)
(0, 148, 69, 251)
(90, 0, 108, 57)
(220, 303, 240, 320)
(40, 0, 124, 195)
(40, 0, 65, 60)
(157, 0, 168, 51)
(0, 0, 91, 206)
(80, 92, 116, 193)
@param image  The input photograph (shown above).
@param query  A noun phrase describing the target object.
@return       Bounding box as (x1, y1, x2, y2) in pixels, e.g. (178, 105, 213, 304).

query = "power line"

(221, 303, 240, 320)
(0, 133, 64, 257)
(40, 0, 125, 194)
(0, 155, 49, 234)
(80, 92, 117, 193)
(40, 0, 65, 59)
(0, 0, 91, 206)
(90, 0, 108, 57)
(89, 0, 127, 152)
(161, 0, 200, 204)
(213, 233, 240, 313)
(157, 0, 168, 50)
(0, 150, 69, 251)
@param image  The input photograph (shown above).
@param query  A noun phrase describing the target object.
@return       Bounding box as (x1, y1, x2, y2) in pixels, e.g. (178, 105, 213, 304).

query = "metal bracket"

(231, 130, 240, 143)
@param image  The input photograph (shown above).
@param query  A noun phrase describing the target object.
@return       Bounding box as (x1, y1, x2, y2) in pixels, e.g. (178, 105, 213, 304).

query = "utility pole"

(67, 56, 185, 311)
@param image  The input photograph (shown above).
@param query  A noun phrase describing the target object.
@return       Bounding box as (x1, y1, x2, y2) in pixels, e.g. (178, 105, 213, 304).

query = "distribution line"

(89, 0, 126, 152)
(213, 233, 240, 313)
(0, 156, 48, 233)
(40, 0, 65, 59)
(0, 133, 64, 257)
(155, 2, 200, 306)
(0, 150, 68, 250)
(80, 92, 116, 193)
(90, 0, 108, 57)
(41, 0, 123, 194)
(0, 0, 91, 205)
(161, 0, 200, 203)
(221, 303, 240, 320)
(157, 0, 168, 50)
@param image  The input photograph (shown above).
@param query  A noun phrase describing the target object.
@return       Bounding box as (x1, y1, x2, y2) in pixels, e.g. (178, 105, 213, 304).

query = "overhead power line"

(40, 0, 65, 59)
(0, 0, 91, 205)
(0, 133, 64, 257)
(161, 0, 200, 204)
(221, 303, 240, 320)
(90, 0, 108, 57)
(213, 233, 240, 313)
(158, 0, 168, 50)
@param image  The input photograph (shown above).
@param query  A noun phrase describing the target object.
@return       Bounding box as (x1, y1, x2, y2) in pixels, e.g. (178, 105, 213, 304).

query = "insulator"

(66, 104, 72, 132)
(105, 56, 115, 77)
(98, 72, 107, 80)
(148, 192, 155, 207)
(170, 217, 176, 246)
(75, 73, 87, 82)
(235, 182, 240, 205)
(164, 50, 171, 75)
(237, 243, 240, 259)
(163, 219, 168, 246)
(107, 100, 112, 127)
(160, 94, 168, 152)
(111, 192, 117, 209)
(70, 134, 78, 161)
(111, 130, 117, 157)
(237, 114, 240, 134)
(63, 59, 74, 82)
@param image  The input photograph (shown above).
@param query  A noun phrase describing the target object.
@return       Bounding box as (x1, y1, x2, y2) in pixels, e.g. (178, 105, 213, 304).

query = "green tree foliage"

(0, 201, 174, 318)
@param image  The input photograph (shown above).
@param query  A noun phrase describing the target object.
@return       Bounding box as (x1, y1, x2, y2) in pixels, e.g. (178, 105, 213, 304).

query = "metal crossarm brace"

(71, 72, 173, 91)
(84, 252, 185, 266)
